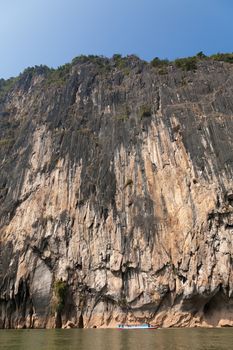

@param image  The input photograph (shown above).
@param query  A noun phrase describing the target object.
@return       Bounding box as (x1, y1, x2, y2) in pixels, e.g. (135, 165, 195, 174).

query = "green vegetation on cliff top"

(1, 52, 233, 99)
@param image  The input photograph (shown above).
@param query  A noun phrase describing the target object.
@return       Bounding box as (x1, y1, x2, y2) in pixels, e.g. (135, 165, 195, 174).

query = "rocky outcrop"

(0, 56, 233, 328)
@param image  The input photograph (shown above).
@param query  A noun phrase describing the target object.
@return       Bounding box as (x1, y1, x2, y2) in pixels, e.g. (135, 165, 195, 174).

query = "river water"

(0, 328, 232, 350)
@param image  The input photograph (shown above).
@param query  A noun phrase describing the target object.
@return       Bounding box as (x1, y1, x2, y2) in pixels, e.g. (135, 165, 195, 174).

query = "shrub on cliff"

(46, 63, 71, 86)
(21, 65, 50, 76)
(151, 57, 169, 68)
(140, 104, 152, 118)
(112, 54, 122, 61)
(211, 53, 233, 63)
(112, 54, 128, 69)
(53, 279, 67, 313)
(174, 56, 197, 71)
(0, 138, 15, 148)
(0, 77, 18, 101)
(196, 51, 207, 59)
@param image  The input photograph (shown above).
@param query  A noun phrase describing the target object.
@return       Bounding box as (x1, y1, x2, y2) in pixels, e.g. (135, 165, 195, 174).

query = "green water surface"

(0, 328, 232, 350)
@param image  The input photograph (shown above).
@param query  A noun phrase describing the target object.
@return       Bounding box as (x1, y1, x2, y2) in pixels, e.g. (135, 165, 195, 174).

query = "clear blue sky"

(1, 0, 233, 79)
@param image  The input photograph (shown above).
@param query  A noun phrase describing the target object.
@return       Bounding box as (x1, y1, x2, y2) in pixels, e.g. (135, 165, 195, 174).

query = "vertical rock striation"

(0, 56, 233, 328)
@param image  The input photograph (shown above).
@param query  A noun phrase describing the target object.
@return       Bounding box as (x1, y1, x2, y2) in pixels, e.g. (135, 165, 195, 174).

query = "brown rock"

(0, 57, 233, 328)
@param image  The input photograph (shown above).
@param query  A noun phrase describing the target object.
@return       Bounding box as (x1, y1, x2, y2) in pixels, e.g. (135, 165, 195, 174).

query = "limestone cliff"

(0, 55, 233, 328)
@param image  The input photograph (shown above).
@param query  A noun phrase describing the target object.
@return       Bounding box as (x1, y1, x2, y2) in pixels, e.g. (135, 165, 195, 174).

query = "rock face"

(0, 56, 233, 328)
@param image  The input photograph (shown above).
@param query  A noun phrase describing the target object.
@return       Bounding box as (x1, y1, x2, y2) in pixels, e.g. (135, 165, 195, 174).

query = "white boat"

(117, 323, 158, 329)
